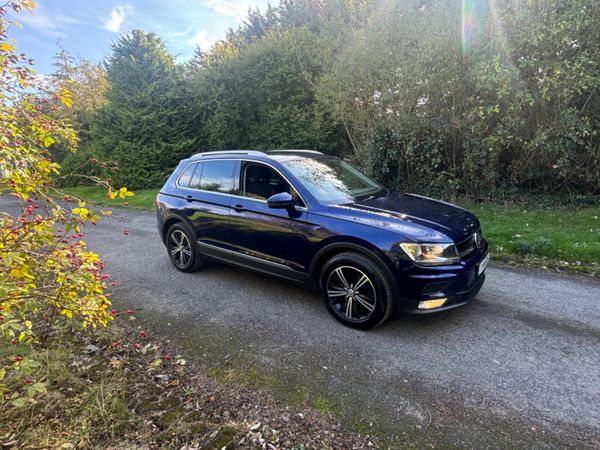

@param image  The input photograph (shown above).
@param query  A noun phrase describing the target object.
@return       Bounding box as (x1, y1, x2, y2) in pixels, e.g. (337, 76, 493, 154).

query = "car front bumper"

(400, 272, 485, 314)
(395, 243, 489, 314)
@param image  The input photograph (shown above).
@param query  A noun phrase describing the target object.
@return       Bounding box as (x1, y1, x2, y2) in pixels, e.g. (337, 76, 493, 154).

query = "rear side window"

(178, 163, 197, 188)
(195, 160, 236, 193)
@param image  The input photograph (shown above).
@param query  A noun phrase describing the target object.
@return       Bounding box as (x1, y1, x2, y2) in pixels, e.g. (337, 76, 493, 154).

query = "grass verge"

(61, 185, 158, 211)
(0, 313, 376, 449)
(462, 202, 600, 276)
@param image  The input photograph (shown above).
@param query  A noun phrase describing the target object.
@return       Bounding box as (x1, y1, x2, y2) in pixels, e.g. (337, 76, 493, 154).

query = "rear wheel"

(320, 252, 394, 329)
(166, 223, 203, 272)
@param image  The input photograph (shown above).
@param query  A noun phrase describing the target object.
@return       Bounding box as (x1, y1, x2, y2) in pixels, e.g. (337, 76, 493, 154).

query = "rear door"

(178, 159, 238, 251)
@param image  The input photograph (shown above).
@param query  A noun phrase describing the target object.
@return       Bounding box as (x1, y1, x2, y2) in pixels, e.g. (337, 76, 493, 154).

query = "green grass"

(62, 185, 157, 210)
(461, 202, 600, 268)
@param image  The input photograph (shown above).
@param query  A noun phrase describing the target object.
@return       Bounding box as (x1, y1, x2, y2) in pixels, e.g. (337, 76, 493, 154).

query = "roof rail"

(191, 150, 268, 158)
(268, 149, 323, 155)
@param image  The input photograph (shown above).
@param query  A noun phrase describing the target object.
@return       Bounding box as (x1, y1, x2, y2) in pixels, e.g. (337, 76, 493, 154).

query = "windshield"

(274, 156, 386, 204)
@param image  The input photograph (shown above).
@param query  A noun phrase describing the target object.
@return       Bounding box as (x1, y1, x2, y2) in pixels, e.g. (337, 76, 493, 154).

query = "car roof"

(189, 149, 324, 161)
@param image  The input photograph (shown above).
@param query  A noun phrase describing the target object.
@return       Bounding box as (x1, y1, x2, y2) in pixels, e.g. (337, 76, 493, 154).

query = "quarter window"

(178, 163, 197, 188)
(189, 162, 204, 189)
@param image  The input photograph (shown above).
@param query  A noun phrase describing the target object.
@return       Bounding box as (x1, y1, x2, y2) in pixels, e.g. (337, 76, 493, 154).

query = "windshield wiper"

(357, 189, 387, 201)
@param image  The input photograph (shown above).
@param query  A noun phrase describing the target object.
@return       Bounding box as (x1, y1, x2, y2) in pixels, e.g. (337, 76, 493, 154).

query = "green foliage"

(89, 30, 196, 189)
(461, 0, 600, 194)
(315, 0, 600, 196)
(189, 27, 348, 155)
(50, 46, 108, 152)
(75, 0, 600, 196)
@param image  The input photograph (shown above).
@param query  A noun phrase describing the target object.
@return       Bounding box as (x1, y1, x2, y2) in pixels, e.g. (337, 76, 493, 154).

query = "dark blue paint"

(157, 151, 488, 314)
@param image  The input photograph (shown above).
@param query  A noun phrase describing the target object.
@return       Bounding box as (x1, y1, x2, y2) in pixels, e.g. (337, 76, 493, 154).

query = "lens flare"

(462, 0, 476, 53)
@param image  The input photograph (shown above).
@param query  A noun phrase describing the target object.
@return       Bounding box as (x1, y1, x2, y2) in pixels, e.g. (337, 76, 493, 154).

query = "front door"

(227, 161, 316, 283)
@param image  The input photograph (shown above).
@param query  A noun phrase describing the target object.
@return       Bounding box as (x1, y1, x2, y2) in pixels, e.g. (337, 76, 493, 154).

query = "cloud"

(172, 26, 193, 37)
(18, 7, 83, 38)
(103, 5, 132, 33)
(201, 0, 267, 19)
(19, 10, 60, 33)
(188, 30, 215, 51)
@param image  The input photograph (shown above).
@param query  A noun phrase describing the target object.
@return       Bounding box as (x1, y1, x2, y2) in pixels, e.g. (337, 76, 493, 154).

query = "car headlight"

(399, 242, 460, 266)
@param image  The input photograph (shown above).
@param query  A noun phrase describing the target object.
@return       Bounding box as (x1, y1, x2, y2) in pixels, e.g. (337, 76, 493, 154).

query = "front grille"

(456, 231, 480, 259)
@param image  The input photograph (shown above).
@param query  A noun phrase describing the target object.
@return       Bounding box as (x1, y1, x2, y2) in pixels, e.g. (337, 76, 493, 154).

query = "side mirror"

(267, 192, 296, 209)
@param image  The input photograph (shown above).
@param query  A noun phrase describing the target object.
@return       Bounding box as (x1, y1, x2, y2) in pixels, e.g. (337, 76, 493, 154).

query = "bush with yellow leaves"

(0, 1, 132, 406)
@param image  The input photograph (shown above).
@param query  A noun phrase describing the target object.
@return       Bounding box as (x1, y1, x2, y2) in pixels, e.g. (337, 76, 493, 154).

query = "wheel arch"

(161, 214, 194, 244)
(309, 239, 400, 300)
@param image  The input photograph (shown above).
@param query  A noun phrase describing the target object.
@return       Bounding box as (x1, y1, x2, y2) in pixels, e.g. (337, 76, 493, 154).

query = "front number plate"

(478, 253, 490, 276)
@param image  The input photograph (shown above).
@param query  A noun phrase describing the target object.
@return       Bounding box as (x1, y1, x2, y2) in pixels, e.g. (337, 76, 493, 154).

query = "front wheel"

(166, 223, 203, 272)
(320, 252, 394, 329)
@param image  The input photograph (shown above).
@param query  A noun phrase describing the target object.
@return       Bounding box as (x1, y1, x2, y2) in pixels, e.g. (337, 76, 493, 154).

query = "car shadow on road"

(193, 259, 482, 336)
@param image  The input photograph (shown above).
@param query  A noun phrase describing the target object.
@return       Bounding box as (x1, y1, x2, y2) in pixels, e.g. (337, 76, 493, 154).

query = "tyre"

(165, 223, 203, 272)
(320, 252, 394, 329)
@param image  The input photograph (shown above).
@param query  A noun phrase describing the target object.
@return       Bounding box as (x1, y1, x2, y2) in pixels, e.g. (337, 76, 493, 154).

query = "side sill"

(197, 242, 310, 285)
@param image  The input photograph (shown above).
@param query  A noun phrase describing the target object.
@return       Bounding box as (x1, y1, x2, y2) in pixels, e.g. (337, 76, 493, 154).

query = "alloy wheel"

(169, 229, 192, 268)
(326, 265, 377, 322)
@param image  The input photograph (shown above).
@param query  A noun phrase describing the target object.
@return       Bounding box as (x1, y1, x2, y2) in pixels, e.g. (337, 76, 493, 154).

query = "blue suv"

(157, 150, 489, 329)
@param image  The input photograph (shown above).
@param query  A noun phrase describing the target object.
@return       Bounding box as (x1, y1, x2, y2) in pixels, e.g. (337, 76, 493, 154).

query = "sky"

(10, 0, 276, 74)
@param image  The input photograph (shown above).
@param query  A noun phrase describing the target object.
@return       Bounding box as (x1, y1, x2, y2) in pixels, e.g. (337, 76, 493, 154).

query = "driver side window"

(241, 162, 304, 206)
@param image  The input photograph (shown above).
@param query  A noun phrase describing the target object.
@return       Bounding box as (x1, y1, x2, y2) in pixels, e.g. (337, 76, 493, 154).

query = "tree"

(189, 26, 348, 154)
(68, 0, 600, 197)
(51, 46, 108, 143)
(49, 46, 108, 164)
(90, 30, 195, 188)
(318, 0, 462, 194)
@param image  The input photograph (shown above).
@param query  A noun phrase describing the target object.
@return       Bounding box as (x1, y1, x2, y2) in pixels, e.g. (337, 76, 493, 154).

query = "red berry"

(164, 355, 172, 361)
(111, 342, 118, 348)
(25, 378, 33, 385)
(127, 309, 134, 315)
(14, 356, 23, 362)
(139, 330, 147, 338)
(111, 309, 118, 315)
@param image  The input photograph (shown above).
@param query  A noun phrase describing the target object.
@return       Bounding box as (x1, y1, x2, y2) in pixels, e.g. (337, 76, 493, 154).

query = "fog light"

(418, 298, 448, 310)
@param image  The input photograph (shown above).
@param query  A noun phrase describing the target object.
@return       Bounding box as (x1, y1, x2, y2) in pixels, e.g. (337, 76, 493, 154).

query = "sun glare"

(462, 0, 476, 52)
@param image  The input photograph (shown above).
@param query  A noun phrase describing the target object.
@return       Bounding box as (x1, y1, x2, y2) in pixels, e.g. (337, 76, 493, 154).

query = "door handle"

(185, 195, 193, 202)
(233, 204, 244, 212)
